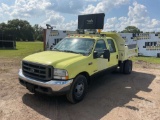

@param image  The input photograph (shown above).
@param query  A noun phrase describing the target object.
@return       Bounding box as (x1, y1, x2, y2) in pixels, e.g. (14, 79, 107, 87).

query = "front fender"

(66, 58, 95, 79)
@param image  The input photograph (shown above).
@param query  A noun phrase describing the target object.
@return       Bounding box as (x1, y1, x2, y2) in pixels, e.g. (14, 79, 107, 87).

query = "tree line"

(1, 19, 158, 41)
(0, 19, 43, 41)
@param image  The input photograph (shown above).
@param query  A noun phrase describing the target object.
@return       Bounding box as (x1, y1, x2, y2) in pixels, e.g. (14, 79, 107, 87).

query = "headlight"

(53, 68, 69, 80)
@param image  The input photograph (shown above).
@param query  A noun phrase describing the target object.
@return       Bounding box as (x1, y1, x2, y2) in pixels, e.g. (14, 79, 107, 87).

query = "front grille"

(22, 61, 52, 81)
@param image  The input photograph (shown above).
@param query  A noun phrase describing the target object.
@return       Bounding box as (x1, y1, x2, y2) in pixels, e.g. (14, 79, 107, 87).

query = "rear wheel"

(66, 75, 88, 103)
(123, 60, 132, 74)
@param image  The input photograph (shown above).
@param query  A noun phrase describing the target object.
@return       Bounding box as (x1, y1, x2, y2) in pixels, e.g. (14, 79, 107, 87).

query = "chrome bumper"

(18, 69, 73, 93)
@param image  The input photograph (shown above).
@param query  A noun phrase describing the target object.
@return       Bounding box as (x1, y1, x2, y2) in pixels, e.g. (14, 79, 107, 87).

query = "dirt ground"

(0, 58, 160, 120)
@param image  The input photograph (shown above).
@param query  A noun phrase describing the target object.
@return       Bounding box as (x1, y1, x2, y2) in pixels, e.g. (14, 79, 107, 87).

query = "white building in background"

(43, 27, 160, 57)
(120, 33, 160, 57)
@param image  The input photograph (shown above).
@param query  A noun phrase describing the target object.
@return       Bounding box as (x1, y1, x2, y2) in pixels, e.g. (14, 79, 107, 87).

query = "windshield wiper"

(52, 48, 61, 51)
(62, 50, 84, 55)
(62, 50, 77, 53)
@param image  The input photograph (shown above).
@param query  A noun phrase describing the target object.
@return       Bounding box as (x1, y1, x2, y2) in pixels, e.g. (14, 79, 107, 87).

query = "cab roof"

(67, 34, 113, 40)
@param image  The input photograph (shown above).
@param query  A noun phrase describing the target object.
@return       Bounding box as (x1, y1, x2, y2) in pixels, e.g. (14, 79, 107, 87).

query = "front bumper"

(18, 69, 73, 94)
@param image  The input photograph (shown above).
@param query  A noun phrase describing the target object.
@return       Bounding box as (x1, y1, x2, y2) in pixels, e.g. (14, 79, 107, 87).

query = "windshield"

(52, 38, 95, 55)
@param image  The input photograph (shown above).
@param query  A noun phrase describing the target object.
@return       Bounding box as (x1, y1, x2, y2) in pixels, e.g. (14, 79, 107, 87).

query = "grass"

(0, 42, 160, 64)
(0, 42, 43, 58)
(130, 56, 160, 64)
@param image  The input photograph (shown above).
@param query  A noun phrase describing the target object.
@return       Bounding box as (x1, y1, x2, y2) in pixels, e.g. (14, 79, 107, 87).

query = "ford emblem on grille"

(30, 68, 35, 72)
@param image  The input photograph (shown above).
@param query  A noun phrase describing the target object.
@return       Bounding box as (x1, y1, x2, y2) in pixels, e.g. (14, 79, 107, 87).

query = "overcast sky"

(0, 0, 160, 32)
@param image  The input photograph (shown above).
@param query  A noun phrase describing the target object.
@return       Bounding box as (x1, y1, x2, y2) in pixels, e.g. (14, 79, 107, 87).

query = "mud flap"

(120, 62, 124, 73)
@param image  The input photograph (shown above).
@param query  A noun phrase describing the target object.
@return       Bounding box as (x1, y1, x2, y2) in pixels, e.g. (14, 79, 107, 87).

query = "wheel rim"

(74, 82, 84, 98)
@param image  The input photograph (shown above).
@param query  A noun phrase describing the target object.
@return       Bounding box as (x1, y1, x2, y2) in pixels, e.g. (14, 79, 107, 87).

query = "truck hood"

(23, 51, 85, 67)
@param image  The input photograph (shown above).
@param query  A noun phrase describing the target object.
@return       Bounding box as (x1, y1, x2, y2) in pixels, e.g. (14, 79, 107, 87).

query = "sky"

(0, 0, 160, 32)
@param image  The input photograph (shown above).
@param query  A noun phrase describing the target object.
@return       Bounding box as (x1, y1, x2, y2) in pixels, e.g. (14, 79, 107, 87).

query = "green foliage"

(33, 24, 43, 41)
(121, 26, 142, 33)
(130, 56, 160, 64)
(0, 19, 44, 41)
(0, 42, 43, 58)
(0, 19, 34, 41)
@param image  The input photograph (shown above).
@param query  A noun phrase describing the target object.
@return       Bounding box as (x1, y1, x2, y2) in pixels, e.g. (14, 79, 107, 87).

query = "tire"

(123, 60, 132, 74)
(66, 75, 88, 103)
(119, 62, 124, 73)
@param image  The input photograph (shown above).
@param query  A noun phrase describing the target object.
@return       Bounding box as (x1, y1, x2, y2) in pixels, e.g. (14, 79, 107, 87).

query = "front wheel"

(66, 75, 88, 103)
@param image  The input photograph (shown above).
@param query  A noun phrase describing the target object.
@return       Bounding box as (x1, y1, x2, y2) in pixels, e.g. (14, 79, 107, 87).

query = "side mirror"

(103, 49, 110, 61)
(93, 51, 98, 59)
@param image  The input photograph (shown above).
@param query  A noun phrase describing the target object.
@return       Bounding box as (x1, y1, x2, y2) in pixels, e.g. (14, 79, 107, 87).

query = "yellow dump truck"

(19, 32, 137, 103)
(18, 13, 138, 103)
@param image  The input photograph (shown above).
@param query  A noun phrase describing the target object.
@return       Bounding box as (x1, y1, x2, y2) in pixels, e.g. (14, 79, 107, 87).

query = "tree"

(33, 24, 43, 41)
(121, 26, 142, 33)
(0, 19, 34, 41)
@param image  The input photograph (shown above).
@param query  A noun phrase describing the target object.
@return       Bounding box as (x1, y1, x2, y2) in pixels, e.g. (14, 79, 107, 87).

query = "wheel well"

(118, 60, 130, 66)
(78, 72, 90, 85)
(118, 60, 123, 66)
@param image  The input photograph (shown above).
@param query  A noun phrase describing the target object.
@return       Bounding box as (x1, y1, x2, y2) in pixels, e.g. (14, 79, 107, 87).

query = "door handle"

(116, 55, 118, 59)
(88, 62, 93, 65)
